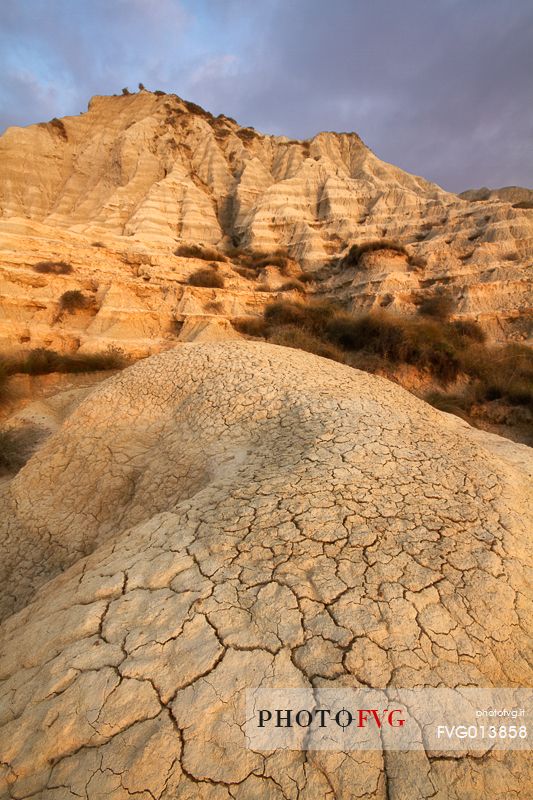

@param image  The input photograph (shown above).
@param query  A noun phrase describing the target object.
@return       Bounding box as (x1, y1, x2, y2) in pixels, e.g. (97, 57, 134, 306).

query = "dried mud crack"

(0, 342, 531, 798)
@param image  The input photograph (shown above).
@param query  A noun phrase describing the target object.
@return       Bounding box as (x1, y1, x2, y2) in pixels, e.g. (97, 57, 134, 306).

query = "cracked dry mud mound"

(0, 342, 531, 799)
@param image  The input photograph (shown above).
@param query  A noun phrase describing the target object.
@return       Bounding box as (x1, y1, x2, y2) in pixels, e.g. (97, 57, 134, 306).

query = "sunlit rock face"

(0, 91, 531, 357)
(0, 342, 531, 798)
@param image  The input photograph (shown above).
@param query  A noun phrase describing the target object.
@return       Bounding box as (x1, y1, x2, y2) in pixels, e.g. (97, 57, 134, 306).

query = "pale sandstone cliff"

(0, 343, 531, 798)
(0, 91, 531, 357)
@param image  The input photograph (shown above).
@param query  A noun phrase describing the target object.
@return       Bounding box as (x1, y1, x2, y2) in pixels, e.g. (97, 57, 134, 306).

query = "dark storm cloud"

(1, 0, 532, 191)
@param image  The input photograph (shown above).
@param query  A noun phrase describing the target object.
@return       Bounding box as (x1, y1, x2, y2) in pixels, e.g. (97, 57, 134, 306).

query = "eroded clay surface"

(0, 342, 531, 798)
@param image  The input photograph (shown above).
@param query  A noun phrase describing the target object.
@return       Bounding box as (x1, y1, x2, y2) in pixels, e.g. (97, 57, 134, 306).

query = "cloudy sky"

(1, 0, 531, 192)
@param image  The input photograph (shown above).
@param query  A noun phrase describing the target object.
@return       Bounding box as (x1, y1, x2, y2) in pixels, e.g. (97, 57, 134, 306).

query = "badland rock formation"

(459, 185, 533, 205)
(0, 91, 531, 359)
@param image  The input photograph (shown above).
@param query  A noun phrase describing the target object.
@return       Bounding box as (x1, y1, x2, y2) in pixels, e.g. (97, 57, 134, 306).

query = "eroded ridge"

(0, 342, 531, 798)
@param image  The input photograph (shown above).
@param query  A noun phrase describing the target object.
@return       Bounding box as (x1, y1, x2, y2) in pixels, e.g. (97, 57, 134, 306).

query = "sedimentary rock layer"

(0, 91, 531, 354)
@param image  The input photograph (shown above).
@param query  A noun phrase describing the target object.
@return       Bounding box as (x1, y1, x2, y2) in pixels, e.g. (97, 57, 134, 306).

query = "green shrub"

(188, 268, 225, 288)
(59, 290, 88, 312)
(33, 261, 73, 275)
(175, 243, 225, 262)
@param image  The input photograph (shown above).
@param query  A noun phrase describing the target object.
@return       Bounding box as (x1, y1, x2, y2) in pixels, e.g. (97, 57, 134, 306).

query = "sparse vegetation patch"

(175, 243, 226, 262)
(33, 261, 73, 275)
(59, 290, 88, 313)
(188, 268, 225, 288)
(341, 240, 408, 268)
(0, 347, 126, 377)
(234, 298, 531, 426)
(416, 291, 454, 321)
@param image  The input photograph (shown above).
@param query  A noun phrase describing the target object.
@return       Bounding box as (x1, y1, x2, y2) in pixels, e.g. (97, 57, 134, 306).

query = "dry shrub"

(408, 255, 426, 269)
(188, 269, 225, 288)
(233, 265, 257, 280)
(0, 362, 9, 403)
(0, 425, 47, 474)
(263, 300, 461, 382)
(463, 343, 533, 408)
(236, 128, 259, 142)
(183, 99, 213, 119)
(449, 319, 486, 343)
(341, 240, 408, 268)
(227, 248, 292, 274)
(33, 261, 73, 275)
(269, 326, 344, 362)
(175, 243, 226, 262)
(59, 290, 88, 312)
(416, 292, 454, 321)
(232, 317, 269, 338)
(4, 347, 126, 376)
(426, 344, 533, 418)
(204, 300, 223, 313)
(279, 280, 306, 293)
(264, 299, 339, 335)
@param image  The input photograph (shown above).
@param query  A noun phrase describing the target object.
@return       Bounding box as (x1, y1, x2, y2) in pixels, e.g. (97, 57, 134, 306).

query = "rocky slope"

(0, 342, 531, 798)
(0, 90, 531, 358)
(460, 185, 533, 205)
